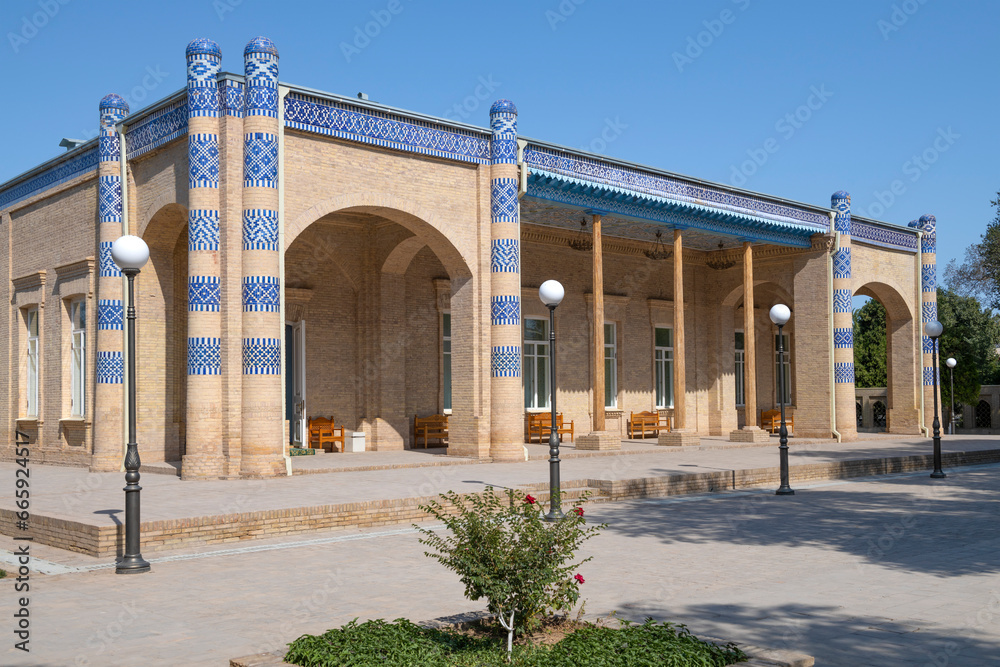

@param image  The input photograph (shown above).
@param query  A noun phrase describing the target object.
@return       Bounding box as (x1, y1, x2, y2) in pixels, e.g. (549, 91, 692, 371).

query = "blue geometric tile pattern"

(189, 209, 220, 251)
(833, 248, 851, 280)
(491, 239, 519, 273)
(0, 148, 98, 211)
(833, 328, 853, 349)
(852, 221, 919, 253)
(491, 178, 518, 223)
(97, 299, 123, 330)
(922, 336, 935, 354)
(922, 302, 937, 323)
(221, 80, 244, 118)
(243, 337, 281, 375)
(919, 214, 936, 236)
(188, 86, 220, 117)
(99, 242, 121, 277)
(834, 362, 855, 384)
(243, 276, 280, 312)
(834, 289, 852, 313)
(491, 345, 521, 378)
(922, 265, 936, 292)
(99, 128, 120, 162)
(831, 191, 851, 234)
(491, 296, 521, 326)
(244, 133, 278, 188)
(187, 52, 220, 85)
(284, 94, 491, 164)
(923, 367, 937, 386)
(189, 134, 220, 188)
(98, 175, 122, 223)
(186, 40, 221, 118)
(125, 100, 188, 160)
(243, 209, 279, 250)
(245, 40, 278, 118)
(97, 351, 124, 384)
(189, 276, 221, 312)
(188, 337, 221, 375)
(920, 234, 935, 254)
(524, 145, 829, 229)
(490, 100, 517, 165)
(99, 94, 128, 164)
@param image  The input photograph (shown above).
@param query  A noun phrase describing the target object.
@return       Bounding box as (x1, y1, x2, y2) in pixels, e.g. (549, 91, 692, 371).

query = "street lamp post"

(925, 321, 946, 479)
(111, 235, 152, 574)
(946, 357, 957, 435)
(539, 280, 565, 522)
(769, 304, 794, 496)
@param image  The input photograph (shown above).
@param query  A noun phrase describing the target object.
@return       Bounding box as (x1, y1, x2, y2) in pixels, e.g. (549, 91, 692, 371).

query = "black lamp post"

(925, 320, 946, 479)
(539, 279, 565, 522)
(111, 235, 152, 574)
(946, 357, 957, 435)
(770, 304, 794, 496)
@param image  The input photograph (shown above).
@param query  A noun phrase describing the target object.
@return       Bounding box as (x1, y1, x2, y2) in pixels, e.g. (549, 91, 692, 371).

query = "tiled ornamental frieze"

(832, 191, 857, 440)
(91, 94, 128, 472)
(183, 38, 225, 479)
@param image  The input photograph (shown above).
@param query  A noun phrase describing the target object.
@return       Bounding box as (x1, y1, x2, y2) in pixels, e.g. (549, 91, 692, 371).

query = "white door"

(292, 321, 307, 445)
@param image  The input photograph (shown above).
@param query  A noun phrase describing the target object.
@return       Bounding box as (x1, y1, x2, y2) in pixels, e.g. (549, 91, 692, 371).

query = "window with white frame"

(654, 326, 673, 409)
(523, 318, 549, 409)
(605, 322, 617, 408)
(735, 331, 745, 407)
(70, 300, 86, 417)
(442, 312, 452, 412)
(774, 332, 791, 405)
(26, 308, 39, 417)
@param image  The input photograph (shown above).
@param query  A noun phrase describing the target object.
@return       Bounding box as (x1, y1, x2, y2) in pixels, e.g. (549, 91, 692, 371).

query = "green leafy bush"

(415, 487, 605, 637)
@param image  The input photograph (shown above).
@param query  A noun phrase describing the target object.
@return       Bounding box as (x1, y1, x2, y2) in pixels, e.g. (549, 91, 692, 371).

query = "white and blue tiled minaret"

(832, 191, 857, 440)
(915, 214, 939, 428)
(92, 94, 128, 472)
(241, 37, 284, 477)
(183, 38, 225, 479)
(489, 100, 524, 462)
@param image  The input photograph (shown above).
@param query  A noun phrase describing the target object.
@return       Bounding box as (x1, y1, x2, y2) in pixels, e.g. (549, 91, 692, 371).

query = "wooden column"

(729, 242, 769, 442)
(659, 229, 699, 446)
(576, 213, 619, 450)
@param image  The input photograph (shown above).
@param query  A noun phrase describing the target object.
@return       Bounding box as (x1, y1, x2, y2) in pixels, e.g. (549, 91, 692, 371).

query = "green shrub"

(415, 487, 605, 638)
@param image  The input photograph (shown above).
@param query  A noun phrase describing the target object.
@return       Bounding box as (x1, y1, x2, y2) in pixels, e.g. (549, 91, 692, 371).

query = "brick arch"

(138, 192, 187, 240)
(720, 280, 794, 310)
(855, 281, 912, 322)
(286, 193, 472, 280)
(381, 236, 427, 275)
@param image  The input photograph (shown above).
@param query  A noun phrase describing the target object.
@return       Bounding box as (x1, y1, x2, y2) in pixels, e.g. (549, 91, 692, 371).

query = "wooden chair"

(760, 409, 793, 434)
(627, 411, 661, 439)
(414, 414, 449, 448)
(526, 413, 574, 443)
(308, 416, 345, 452)
(658, 413, 672, 433)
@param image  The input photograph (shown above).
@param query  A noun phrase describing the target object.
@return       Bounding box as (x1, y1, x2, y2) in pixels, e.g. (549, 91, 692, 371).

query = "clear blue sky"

(2, 0, 997, 276)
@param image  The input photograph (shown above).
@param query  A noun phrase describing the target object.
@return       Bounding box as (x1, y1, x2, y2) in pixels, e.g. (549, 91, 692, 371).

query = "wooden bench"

(308, 416, 345, 453)
(414, 414, 449, 448)
(628, 411, 666, 439)
(760, 409, 793, 434)
(526, 412, 574, 443)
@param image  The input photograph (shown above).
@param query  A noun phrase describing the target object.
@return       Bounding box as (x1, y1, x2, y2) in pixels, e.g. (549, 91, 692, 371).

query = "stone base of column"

(835, 427, 859, 442)
(90, 454, 123, 473)
(658, 429, 701, 447)
(239, 455, 287, 478)
(729, 426, 771, 443)
(575, 431, 621, 451)
(888, 408, 921, 435)
(489, 441, 526, 463)
(181, 455, 226, 480)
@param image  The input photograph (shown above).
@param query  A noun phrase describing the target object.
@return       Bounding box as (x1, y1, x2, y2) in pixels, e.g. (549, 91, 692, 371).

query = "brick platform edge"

(4, 449, 999, 558)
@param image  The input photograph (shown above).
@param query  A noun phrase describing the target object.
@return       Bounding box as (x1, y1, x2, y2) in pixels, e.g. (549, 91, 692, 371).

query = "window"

(523, 318, 550, 409)
(442, 313, 452, 412)
(605, 322, 617, 408)
(71, 300, 86, 417)
(26, 309, 39, 417)
(774, 333, 791, 405)
(734, 331, 745, 407)
(654, 326, 673, 409)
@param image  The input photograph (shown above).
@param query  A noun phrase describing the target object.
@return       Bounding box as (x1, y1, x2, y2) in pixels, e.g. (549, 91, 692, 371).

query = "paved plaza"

(2, 441, 999, 665)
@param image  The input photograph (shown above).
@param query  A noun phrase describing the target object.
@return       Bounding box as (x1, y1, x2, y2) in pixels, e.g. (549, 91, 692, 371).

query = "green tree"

(854, 299, 887, 388)
(937, 287, 1000, 408)
(944, 190, 1000, 309)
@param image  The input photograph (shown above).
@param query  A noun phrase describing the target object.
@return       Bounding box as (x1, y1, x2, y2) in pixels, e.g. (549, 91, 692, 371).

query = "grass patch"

(0, 569, 6, 579)
(285, 618, 747, 666)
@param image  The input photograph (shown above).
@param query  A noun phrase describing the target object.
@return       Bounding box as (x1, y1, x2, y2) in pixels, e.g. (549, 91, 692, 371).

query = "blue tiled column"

(913, 215, 939, 429)
(832, 191, 858, 440)
(489, 99, 524, 462)
(183, 38, 225, 479)
(92, 94, 128, 472)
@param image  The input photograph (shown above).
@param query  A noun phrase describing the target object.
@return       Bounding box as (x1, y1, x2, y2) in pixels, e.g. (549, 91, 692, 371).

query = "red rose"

(574, 574, 585, 584)
(525, 495, 536, 505)
(574, 507, 584, 516)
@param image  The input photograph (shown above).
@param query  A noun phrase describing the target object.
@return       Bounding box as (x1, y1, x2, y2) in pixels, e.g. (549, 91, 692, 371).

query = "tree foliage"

(853, 299, 887, 388)
(937, 288, 1000, 407)
(944, 190, 1000, 310)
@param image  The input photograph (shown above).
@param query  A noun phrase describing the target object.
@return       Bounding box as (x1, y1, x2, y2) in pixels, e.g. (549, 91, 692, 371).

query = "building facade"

(0, 37, 940, 477)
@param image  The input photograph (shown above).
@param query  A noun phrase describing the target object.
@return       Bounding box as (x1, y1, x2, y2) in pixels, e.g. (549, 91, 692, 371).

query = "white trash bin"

(346, 431, 366, 453)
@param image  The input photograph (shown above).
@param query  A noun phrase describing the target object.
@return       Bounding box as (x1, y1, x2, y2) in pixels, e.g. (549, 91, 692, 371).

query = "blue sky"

(1, 0, 997, 281)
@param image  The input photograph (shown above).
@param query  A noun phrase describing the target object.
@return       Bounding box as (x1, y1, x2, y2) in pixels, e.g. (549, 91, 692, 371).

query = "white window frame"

(735, 330, 745, 408)
(70, 300, 86, 417)
(442, 311, 452, 413)
(654, 326, 673, 409)
(605, 322, 617, 409)
(774, 332, 791, 406)
(523, 317, 550, 410)
(26, 308, 39, 418)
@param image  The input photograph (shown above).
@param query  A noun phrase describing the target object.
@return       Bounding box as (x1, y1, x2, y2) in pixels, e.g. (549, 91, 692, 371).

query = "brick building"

(0, 37, 941, 478)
